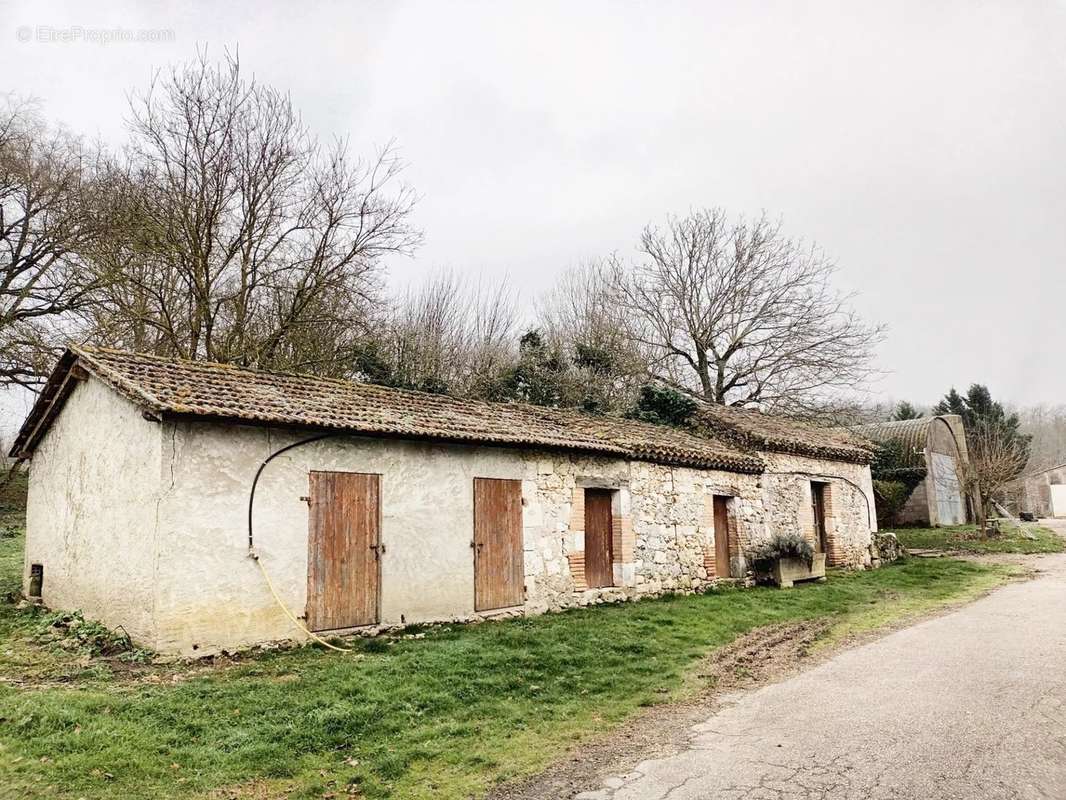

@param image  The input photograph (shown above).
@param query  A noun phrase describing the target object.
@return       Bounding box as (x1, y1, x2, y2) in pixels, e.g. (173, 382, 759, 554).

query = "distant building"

(1006, 464, 1066, 519)
(850, 416, 974, 527)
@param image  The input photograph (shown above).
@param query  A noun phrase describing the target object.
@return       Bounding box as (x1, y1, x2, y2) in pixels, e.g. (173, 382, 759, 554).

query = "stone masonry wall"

(518, 449, 875, 615)
(758, 452, 876, 569)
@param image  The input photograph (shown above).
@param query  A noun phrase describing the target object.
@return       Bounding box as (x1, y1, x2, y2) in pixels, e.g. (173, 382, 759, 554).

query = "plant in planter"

(748, 532, 827, 588)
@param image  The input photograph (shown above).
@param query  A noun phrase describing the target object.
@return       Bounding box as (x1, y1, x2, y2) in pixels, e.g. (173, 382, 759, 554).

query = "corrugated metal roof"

(849, 417, 936, 468)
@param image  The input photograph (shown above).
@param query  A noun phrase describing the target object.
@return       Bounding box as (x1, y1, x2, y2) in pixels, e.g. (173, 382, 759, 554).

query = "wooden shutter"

(473, 478, 525, 611)
(584, 489, 615, 588)
(306, 471, 381, 631)
(713, 495, 731, 578)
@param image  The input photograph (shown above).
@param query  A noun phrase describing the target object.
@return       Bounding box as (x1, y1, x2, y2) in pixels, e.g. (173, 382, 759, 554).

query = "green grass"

(0, 530, 22, 599)
(0, 526, 1018, 800)
(892, 523, 1066, 555)
(0, 469, 27, 527)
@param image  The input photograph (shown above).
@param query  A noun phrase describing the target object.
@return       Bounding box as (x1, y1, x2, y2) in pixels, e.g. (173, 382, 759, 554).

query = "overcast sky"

(2, 0, 1064, 430)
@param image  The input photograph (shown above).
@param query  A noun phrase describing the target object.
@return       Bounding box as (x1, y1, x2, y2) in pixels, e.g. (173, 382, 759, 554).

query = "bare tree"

(89, 51, 421, 376)
(536, 261, 648, 412)
(609, 209, 884, 414)
(363, 270, 519, 395)
(1017, 403, 1066, 473)
(0, 97, 112, 389)
(964, 420, 1029, 534)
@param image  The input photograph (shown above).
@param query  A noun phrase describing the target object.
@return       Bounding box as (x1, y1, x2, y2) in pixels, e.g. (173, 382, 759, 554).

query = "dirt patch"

(489, 619, 830, 800)
(0, 647, 256, 691)
(697, 618, 830, 693)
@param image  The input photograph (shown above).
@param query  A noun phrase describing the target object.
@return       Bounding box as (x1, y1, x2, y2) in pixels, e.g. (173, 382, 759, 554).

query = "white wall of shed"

(154, 421, 529, 654)
(148, 421, 879, 655)
(23, 376, 162, 644)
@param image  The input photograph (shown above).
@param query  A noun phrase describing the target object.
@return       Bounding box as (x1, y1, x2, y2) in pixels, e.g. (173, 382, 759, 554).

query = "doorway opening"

(584, 488, 615, 588)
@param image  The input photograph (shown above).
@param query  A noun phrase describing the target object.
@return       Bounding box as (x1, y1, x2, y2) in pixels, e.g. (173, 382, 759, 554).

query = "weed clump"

(33, 610, 153, 662)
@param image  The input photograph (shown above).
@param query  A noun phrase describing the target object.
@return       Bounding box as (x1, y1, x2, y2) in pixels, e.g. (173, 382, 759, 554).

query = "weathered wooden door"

(473, 478, 525, 611)
(584, 489, 614, 588)
(811, 482, 827, 554)
(713, 495, 731, 578)
(306, 471, 381, 631)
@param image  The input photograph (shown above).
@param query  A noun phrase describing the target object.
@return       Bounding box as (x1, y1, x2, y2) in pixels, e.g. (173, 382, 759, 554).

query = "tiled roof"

(549, 408, 764, 473)
(697, 403, 873, 464)
(11, 346, 766, 473)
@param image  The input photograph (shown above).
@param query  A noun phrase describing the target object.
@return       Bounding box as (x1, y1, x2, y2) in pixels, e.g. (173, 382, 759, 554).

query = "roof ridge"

(73, 344, 585, 416)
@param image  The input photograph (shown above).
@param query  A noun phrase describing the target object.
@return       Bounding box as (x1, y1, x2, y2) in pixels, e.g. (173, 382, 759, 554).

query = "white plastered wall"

(153, 421, 529, 654)
(22, 376, 162, 643)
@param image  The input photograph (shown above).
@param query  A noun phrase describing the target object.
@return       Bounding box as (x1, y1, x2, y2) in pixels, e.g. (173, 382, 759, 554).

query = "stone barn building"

(11, 346, 876, 655)
(1007, 463, 1066, 519)
(851, 416, 973, 527)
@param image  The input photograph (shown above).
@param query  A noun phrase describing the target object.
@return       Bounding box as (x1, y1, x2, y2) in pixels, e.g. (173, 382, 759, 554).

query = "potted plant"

(748, 532, 826, 588)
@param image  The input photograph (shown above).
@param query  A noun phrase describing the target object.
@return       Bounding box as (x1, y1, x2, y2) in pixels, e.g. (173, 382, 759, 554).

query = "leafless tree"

(0, 97, 113, 389)
(608, 209, 885, 414)
(1017, 403, 1066, 473)
(536, 261, 648, 412)
(965, 420, 1030, 534)
(366, 270, 519, 394)
(88, 51, 421, 376)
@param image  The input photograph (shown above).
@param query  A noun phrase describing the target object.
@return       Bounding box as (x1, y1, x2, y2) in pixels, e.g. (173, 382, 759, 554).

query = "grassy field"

(892, 523, 1066, 555)
(0, 526, 1021, 800)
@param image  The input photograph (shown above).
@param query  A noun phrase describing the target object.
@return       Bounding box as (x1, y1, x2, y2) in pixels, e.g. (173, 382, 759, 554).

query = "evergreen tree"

(934, 385, 1031, 507)
(891, 401, 923, 421)
(933, 384, 1028, 449)
(625, 384, 698, 427)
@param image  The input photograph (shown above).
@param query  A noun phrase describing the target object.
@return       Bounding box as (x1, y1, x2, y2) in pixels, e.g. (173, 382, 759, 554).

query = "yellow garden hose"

(249, 550, 352, 653)
(246, 432, 353, 653)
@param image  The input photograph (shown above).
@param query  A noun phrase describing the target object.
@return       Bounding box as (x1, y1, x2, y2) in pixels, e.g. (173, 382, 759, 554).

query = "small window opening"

(28, 563, 44, 598)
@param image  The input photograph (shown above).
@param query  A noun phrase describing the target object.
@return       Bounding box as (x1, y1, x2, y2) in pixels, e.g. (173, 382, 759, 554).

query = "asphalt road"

(577, 550, 1066, 800)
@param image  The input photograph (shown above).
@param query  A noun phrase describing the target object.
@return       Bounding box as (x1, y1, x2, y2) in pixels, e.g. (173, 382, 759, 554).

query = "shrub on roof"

(625, 384, 698, 427)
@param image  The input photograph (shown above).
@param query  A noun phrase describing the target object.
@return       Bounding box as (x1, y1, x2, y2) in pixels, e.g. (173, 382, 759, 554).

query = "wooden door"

(473, 478, 525, 611)
(306, 471, 381, 631)
(811, 482, 827, 554)
(713, 495, 731, 578)
(584, 489, 614, 588)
